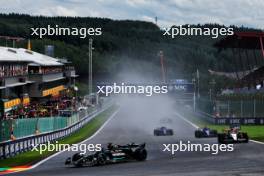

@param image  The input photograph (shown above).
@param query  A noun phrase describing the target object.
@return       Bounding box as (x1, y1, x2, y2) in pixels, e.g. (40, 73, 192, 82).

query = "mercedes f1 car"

(195, 127, 218, 138)
(154, 127, 173, 136)
(218, 125, 248, 144)
(65, 143, 147, 167)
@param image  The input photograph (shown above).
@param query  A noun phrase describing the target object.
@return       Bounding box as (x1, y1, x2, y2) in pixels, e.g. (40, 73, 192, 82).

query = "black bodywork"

(195, 128, 218, 138)
(154, 127, 173, 136)
(65, 143, 147, 167)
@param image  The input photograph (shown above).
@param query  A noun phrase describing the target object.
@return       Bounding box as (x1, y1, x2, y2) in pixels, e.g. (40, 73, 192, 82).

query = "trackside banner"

(214, 118, 264, 125)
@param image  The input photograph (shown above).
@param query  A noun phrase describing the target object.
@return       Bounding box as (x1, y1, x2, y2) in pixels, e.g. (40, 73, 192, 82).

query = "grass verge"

(0, 105, 118, 167)
(180, 109, 264, 142)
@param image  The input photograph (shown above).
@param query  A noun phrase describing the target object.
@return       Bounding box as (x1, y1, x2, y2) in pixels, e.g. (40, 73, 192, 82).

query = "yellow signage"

(4, 98, 21, 109)
(23, 97, 30, 105)
(42, 85, 65, 97)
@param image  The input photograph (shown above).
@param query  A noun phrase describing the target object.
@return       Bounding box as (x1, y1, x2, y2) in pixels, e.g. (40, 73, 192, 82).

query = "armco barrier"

(0, 103, 113, 159)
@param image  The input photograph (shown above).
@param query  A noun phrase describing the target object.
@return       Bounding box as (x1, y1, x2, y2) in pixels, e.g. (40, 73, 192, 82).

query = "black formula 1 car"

(154, 127, 173, 136)
(195, 128, 218, 138)
(218, 125, 248, 144)
(65, 143, 147, 167)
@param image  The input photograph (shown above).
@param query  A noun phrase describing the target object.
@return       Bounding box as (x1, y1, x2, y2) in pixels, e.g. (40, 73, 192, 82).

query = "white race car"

(218, 125, 248, 144)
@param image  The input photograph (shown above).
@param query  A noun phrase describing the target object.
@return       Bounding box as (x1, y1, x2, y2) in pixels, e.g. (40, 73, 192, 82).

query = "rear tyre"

(72, 153, 84, 167)
(211, 130, 218, 137)
(134, 149, 147, 161)
(154, 130, 159, 136)
(218, 134, 225, 144)
(195, 131, 202, 138)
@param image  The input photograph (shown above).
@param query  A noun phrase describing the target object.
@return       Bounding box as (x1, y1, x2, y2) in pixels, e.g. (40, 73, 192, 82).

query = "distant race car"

(160, 118, 173, 124)
(65, 143, 147, 167)
(154, 127, 173, 136)
(195, 127, 218, 138)
(218, 124, 248, 144)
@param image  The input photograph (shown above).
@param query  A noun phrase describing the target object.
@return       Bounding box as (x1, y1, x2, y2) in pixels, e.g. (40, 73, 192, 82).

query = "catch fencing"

(198, 98, 264, 118)
(197, 98, 264, 125)
(0, 108, 96, 142)
(0, 103, 112, 159)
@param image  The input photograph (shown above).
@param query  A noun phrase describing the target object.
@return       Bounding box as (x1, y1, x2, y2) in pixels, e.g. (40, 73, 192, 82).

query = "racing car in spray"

(159, 117, 173, 124)
(65, 143, 147, 167)
(194, 127, 218, 138)
(218, 124, 248, 144)
(154, 127, 173, 136)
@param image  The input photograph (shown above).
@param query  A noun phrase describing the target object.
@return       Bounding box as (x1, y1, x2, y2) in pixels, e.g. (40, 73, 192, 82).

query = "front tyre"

(239, 132, 249, 143)
(96, 153, 106, 166)
(195, 131, 201, 138)
(218, 134, 225, 144)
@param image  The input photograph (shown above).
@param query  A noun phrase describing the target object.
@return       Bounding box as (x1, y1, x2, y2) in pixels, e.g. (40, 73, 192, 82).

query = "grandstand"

(198, 32, 264, 124)
(214, 31, 264, 94)
(0, 45, 80, 141)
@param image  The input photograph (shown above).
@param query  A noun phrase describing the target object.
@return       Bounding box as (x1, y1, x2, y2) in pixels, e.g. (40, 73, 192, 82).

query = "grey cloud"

(0, 0, 263, 29)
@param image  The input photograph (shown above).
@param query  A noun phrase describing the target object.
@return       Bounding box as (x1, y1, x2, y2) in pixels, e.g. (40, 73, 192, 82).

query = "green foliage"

(0, 13, 260, 92)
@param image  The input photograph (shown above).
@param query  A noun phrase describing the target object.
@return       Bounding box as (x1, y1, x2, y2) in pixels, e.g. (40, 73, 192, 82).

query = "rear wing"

(229, 124, 241, 130)
(139, 143, 146, 148)
(128, 143, 146, 149)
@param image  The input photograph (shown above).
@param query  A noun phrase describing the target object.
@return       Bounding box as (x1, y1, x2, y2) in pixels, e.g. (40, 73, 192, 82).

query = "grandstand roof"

(208, 68, 258, 80)
(214, 32, 264, 86)
(214, 32, 264, 50)
(0, 46, 63, 66)
(241, 66, 264, 81)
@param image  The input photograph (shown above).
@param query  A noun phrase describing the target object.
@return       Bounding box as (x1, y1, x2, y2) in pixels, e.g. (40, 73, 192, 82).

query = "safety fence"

(0, 107, 96, 142)
(198, 98, 264, 118)
(0, 102, 112, 159)
(196, 97, 264, 125)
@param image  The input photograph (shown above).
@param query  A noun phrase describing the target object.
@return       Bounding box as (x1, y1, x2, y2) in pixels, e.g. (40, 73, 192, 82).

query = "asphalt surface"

(11, 97, 264, 176)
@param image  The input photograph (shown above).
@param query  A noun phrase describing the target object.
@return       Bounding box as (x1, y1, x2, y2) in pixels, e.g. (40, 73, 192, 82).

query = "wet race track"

(11, 97, 264, 176)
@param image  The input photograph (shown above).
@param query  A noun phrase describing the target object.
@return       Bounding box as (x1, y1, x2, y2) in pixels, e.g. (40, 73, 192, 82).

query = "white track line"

(174, 112, 199, 129)
(249, 139, 264, 145)
(3, 108, 120, 175)
(174, 111, 264, 145)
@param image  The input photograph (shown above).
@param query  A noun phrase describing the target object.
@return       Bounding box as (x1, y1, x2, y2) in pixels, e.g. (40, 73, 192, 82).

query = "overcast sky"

(0, 0, 263, 29)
